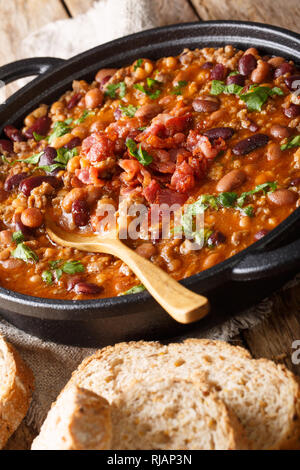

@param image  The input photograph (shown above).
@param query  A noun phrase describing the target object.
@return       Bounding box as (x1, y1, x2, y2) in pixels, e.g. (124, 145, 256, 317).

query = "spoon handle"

(107, 239, 210, 324)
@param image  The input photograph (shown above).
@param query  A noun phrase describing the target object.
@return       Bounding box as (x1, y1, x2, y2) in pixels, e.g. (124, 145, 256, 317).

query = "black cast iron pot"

(0, 21, 299, 347)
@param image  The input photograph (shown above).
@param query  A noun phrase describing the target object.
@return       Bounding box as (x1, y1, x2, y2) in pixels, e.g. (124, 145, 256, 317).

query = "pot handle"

(0, 57, 65, 84)
(231, 238, 300, 281)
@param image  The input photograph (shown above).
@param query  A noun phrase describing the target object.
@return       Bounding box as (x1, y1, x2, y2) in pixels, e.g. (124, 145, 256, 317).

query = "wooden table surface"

(1, 0, 299, 449)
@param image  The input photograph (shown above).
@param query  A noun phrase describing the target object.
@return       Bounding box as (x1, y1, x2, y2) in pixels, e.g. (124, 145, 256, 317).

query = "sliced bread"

(67, 339, 300, 450)
(31, 385, 112, 450)
(111, 377, 249, 450)
(0, 334, 34, 449)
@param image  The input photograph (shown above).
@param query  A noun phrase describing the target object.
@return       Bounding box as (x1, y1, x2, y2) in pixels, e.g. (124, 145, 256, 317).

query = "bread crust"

(0, 335, 34, 449)
(40, 339, 300, 450)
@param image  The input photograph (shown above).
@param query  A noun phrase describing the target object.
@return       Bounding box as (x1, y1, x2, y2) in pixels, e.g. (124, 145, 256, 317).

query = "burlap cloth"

(0, 0, 299, 431)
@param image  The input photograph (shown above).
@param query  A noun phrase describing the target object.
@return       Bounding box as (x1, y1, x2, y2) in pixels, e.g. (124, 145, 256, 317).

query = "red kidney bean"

(201, 61, 214, 69)
(74, 282, 102, 295)
(0, 139, 13, 153)
(226, 74, 245, 86)
(4, 125, 25, 142)
(270, 124, 292, 139)
(232, 134, 269, 156)
(284, 74, 300, 91)
(135, 103, 163, 120)
(204, 127, 234, 141)
(4, 172, 27, 191)
(24, 116, 51, 139)
(268, 189, 297, 206)
(238, 54, 257, 76)
(20, 175, 61, 196)
(63, 137, 81, 150)
(208, 231, 226, 246)
(284, 104, 300, 118)
(67, 93, 82, 110)
(210, 64, 227, 80)
(290, 177, 300, 187)
(72, 199, 90, 227)
(254, 229, 270, 241)
(274, 62, 294, 78)
(192, 97, 220, 113)
(39, 147, 57, 167)
(67, 275, 85, 291)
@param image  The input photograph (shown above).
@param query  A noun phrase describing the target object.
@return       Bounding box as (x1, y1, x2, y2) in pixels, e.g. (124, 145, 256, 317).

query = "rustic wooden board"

(243, 284, 300, 375)
(65, 0, 199, 23)
(191, 0, 299, 33)
(0, 0, 68, 66)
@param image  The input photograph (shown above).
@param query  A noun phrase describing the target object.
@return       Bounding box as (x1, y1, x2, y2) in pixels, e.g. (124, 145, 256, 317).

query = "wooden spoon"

(45, 216, 210, 324)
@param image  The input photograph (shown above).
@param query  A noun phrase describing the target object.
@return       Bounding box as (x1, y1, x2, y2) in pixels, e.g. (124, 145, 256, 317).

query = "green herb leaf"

(55, 147, 78, 166)
(237, 182, 277, 207)
(171, 80, 188, 96)
(12, 231, 25, 244)
(211, 81, 283, 111)
(42, 270, 53, 285)
(119, 104, 138, 117)
(21, 151, 44, 165)
(49, 260, 62, 268)
(48, 120, 72, 145)
(54, 268, 63, 280)
(74, 110, 96, 125)
(240, 86, 283, 112)
(33, 132, 45, 142)
(126, 139, 153, 166)
(1, 155, 15, 165)
(134, 59, 144, 71)
(217, 192, 238, 208)
(228, 71, 239, 76)
(121, 285, 146, 295)
(280, 135, 300, 151)
(12, 243, 38, 263)
(105, 82, 126, 99)
(134, 81, 161, 100)
(61, 260, 85, 274)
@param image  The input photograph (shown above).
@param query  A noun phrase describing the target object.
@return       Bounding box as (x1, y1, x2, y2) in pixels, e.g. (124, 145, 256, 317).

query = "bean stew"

(0, 45, 299, 299)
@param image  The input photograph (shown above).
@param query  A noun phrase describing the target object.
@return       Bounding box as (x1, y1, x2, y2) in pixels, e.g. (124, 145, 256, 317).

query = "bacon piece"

(143, 180, 161, 204)
(106, 118, 140, 140)
(186, 130, 226, 160)
(75, 168, 105, 187)
(119, 159, 141, 183)
(157, 188, 188, 206)
(137, 113, 191, 142)
(170, 160, 195, 193)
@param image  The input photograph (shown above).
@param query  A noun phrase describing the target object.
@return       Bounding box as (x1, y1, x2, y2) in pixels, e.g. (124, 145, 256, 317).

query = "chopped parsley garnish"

(40, 147, 78, 173)
(12, 243, 38, 263)
(1, 155, 14, 165)
(126, 139, 153, 166)
(74, 110, 96, 125)
(42, 260, 84, 285)
(61, 260, 85, 274)
(210, 80, 283, 111)
(180, 182, 278, 241)
(281, 135, 300, 151)
(119, 104, 138, 117)
(20, 151, 44, 165)
(120, 285, 146, 295)
(42, 270, 53, 285)
(171, 80, 188, 95)
(236, 182, 277, 207)
(134, 59, 144, 71)
(134, 78, 161, 100)
(48, 120, 72, 145)
(12, 231, 25, 244)
(228, 71, 239, 76)
(33, 132, 45, 142)
(105, 82, 126, 99)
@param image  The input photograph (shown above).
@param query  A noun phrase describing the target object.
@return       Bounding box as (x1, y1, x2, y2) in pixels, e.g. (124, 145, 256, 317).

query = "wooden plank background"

(0, 0, 299, 449)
